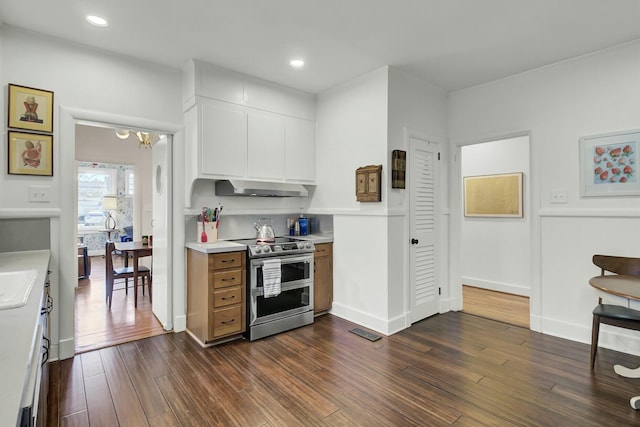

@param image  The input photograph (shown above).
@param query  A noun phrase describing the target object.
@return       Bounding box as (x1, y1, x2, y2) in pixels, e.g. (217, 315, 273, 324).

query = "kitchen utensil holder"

(197, 222, 218, 243)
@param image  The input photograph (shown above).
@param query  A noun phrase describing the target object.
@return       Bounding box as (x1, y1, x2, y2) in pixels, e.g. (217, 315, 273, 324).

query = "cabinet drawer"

(210, 306, 243, 338)
(213, 286, 242, 308)
(212, 252, 243, 269)
(314, 243, 333, 258)
(212, 269, 243, 289)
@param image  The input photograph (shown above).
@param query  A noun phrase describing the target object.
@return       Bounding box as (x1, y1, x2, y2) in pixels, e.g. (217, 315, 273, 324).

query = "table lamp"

(102, 195, 117, 231)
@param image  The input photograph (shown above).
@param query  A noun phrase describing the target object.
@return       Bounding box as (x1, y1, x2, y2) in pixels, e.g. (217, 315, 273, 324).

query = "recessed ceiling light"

(290, 59, 305, 69)
(86, 15, 108, 27)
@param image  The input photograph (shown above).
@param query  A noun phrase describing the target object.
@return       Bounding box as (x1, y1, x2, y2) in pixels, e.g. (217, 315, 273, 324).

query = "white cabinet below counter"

(185, 98, 316, 190)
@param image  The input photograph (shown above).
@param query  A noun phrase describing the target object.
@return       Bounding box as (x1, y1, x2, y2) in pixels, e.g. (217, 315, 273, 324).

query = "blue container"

(299, 217, 308, 236)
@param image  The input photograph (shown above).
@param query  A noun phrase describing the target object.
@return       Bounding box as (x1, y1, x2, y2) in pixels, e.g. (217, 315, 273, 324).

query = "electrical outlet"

(28, 185, 52, 203)
(551, 189, 568, 204)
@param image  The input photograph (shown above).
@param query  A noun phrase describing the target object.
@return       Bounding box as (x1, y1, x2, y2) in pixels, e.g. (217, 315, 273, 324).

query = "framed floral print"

(8, 131, 53, 176)
(579, 130, 640, 197)
(8, 84, 54, 133)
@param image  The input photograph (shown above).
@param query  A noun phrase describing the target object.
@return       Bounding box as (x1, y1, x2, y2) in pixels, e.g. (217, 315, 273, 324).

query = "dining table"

(114, 240, 152, 306)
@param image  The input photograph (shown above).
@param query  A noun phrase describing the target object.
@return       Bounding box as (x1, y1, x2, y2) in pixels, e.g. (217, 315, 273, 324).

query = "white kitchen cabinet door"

(201, 103, 247, 177)
(247, 112, 285, 180)
(285, 117, 316, 182)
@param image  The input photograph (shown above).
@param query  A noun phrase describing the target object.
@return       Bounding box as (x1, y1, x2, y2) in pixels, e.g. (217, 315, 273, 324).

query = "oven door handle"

(250, 280, 312, 296)
(253, 256, 312, 267)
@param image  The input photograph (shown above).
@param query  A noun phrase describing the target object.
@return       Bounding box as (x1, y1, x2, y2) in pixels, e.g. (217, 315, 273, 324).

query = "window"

(78, 166, 117, 229)
(126, 171, 135, 196)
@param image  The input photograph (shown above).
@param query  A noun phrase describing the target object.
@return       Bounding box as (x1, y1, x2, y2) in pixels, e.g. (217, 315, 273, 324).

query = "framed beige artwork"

(8, 84, 54, 133)
(8, 131, 53, 176)
(464, 172, 523, 217)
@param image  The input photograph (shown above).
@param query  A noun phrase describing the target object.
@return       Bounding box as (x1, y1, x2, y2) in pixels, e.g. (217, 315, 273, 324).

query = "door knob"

(411, 238, 419, 245)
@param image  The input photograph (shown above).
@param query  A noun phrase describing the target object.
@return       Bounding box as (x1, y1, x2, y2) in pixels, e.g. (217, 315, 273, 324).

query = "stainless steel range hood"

(215, 179, 309, 197)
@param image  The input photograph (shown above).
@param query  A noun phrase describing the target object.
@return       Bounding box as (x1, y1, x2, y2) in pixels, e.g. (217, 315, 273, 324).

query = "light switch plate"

(551, 189, 568, 204)
(28, 185, 52, 203)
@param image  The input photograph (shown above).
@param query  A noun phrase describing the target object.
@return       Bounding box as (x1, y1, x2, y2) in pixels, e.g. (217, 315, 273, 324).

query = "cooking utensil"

(201, 208, 208, 243)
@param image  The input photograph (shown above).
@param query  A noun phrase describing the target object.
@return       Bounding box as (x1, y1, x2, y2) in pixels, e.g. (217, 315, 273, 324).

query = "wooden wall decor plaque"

(355, 164, 382, 202)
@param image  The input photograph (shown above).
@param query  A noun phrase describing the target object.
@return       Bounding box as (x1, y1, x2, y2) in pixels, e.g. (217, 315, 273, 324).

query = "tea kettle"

(254, 218, 276, 242)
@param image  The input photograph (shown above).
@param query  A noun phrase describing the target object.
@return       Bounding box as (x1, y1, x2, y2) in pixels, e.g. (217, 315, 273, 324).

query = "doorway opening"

(73, 123, 170, 353)
(459, 135, 531, 328)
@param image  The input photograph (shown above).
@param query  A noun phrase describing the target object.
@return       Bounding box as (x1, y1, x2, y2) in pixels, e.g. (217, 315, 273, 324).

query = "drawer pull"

(221, 295, 236, 300)
(221, 319, 235, 324)
(221, 277, 235, 281)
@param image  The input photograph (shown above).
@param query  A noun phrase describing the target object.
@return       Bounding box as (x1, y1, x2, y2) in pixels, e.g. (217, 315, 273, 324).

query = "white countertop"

(0, 250, 50, 427)
(291, 234, 334, 244)
(185, 234, 333, 253)
(185, 240, 248, 253)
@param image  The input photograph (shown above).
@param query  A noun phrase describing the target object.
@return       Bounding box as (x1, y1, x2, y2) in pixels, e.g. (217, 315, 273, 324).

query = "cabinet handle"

(221, 319, 235, 324)
(221, 295, 236, 300)
(221, 277, 235, 281)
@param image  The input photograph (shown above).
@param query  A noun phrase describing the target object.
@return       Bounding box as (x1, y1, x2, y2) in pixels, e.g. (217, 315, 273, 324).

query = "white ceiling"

(1, 0, 640, 93)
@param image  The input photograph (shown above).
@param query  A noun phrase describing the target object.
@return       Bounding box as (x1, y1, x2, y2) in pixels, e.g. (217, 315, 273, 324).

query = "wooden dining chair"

(105, 241, 152, 309)
(590, 254, 640, 369)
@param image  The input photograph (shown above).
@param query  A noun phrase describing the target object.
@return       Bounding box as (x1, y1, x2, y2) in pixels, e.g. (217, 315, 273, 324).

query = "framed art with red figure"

(8, 131, 53, 176)
(8, 83, 54, 133)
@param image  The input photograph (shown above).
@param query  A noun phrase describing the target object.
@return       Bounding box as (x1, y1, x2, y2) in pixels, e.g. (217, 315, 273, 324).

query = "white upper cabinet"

(201, 103, 247, 178)
(285, 117, 316, 182)
(247, 111, 285, 180)
(183, 60, 316, 186)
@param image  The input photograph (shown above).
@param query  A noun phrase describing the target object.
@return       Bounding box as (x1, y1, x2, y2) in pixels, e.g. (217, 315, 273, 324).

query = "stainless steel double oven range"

(232, 237, 315, 341)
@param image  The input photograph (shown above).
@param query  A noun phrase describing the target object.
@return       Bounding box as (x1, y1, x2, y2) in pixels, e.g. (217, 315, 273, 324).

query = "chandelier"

(115, 129, 155, 149)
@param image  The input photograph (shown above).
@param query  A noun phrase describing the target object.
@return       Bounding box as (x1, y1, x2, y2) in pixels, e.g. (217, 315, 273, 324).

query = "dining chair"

(105, 241, 152, 309)
(590, 254, 640, 369)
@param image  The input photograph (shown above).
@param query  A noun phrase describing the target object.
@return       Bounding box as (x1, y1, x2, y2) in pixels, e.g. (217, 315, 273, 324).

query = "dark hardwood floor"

(48, 312, 640, 426)
(75, 255, 167, 354)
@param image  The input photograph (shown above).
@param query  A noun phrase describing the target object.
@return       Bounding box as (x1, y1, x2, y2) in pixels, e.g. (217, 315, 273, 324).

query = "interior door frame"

(58, 107, 180, 360)
(453, 131, 538, 328)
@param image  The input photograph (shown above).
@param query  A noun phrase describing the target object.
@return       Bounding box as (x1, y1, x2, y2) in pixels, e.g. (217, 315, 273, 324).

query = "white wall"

(1, 26, 183, 359)
(313, 66, 447, 334)
(460, 136, 530, 296)
(388, 68, 448, 324)
(313, 67, 391, 332)
(449, 40, 640, 354)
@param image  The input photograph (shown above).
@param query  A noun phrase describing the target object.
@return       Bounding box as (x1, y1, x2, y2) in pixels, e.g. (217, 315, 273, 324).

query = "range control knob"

(305, 242, 312, 249)
(254, 246, 262, 254)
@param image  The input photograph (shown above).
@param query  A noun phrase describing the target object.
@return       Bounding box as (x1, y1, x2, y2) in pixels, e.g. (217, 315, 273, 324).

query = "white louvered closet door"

(409, 137, 439, 323)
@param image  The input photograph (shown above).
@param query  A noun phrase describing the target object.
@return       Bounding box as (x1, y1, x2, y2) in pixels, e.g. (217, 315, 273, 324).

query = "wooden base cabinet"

(187, 249, 246, 345)
(314, 243, 333, 315)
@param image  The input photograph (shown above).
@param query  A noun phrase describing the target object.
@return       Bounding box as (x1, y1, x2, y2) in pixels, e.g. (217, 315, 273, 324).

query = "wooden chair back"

(592, 254, 640, 276)
(105, 241, 116, 307)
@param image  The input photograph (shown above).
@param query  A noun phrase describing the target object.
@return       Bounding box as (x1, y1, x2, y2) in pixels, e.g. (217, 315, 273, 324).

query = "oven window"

(257, 286, 311, 318)
(257, 261, 309, 287)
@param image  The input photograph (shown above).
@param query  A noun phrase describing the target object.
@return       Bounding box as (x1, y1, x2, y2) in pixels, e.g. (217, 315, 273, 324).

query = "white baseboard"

(462, 276, 530, 297)
(58, 337, 75, 360)
(173, 314, 186, 332)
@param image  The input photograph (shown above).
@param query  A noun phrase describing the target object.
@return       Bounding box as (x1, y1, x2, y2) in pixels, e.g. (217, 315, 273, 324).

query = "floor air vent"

(349, 328, 382, 342)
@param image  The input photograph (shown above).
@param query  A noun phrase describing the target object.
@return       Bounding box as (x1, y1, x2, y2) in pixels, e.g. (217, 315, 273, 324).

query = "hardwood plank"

(99, 346, 149, 426)
(59, 410, 90, 427)
(50, 313, 640, 426)
(57, 357, 86, 417)
(118, 341, 173, 420)
(80, 351, 104, 378)
(83, 374, 118, 427)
